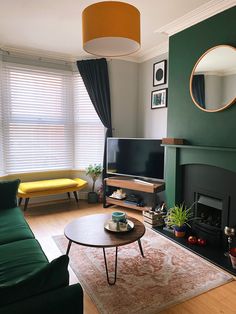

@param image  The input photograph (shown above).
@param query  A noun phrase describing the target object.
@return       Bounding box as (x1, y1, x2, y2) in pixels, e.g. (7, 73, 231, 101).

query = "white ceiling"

(0, 0, 234, 62)
(195, 46, 236, 74)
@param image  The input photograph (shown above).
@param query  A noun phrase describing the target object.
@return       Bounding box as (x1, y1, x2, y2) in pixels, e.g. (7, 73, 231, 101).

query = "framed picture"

(151, 88, 168, 109)
(153, 60, 167, 86)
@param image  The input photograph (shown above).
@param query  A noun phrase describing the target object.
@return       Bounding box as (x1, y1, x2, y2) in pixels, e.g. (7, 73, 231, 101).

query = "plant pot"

(174, 225, 186, 238)
(88, 192, 98, 204)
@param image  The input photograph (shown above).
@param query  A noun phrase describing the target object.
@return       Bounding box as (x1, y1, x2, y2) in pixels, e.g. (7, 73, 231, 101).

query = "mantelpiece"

(163, 144, 236, 207)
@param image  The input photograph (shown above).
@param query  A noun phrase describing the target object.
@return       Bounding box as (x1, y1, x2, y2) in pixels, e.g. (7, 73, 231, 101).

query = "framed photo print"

(151, 88, 168, 109)
(153, 60, 167, 86)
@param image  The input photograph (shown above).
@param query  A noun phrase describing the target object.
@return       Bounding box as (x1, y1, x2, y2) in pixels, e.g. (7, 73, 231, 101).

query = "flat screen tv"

(107, 138, 164, 181)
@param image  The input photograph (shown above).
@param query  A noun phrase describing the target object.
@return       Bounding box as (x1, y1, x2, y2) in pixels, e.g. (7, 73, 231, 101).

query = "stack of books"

(143, 210, 164, 228)
(124, 194, 143, 207)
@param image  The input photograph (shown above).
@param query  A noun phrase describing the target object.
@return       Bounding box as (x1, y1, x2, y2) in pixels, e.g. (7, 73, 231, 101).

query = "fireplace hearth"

(153, 226, 236, 275)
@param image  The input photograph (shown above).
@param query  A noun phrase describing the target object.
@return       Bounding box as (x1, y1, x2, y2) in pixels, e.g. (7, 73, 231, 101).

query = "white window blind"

(0, 57, 4, 175)
(2, 63, 73, 173)
(73, 73, 104, 169)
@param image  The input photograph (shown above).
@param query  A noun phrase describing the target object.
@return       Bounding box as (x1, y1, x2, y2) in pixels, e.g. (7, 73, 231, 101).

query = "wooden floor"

(24, 199, 236, 314)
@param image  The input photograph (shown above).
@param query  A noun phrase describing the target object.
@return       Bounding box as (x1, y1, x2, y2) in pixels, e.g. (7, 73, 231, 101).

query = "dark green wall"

(167, 7, 236, 147)
(165, 7, 236, 208)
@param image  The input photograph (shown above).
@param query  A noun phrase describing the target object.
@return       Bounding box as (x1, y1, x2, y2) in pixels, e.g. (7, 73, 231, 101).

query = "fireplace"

(193, 193, 223, 246)
(195, 193, 222, 229)
(182, 164, 236, 247)
(153, 143, 236, 274)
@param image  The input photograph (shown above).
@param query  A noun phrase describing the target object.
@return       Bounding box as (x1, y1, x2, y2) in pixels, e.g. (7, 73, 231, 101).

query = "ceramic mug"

(112, 211, 126, 222)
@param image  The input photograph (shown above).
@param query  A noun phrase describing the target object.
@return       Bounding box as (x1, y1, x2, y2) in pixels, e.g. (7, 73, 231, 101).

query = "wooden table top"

(64, 213, 145, 248)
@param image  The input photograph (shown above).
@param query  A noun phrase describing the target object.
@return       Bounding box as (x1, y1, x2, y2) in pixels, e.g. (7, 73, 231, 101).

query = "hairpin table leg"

(138, 239, 144, 257)
(103, 247, 118, 285)
(66, 240, 72, 255)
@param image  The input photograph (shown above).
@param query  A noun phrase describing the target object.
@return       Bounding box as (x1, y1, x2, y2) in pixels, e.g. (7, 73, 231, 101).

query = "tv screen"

(107, 138, 164, 181)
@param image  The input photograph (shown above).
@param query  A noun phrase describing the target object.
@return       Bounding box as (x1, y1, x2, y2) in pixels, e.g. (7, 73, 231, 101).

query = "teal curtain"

(192, 74, 205, 108)
(76, 58, 112, 178)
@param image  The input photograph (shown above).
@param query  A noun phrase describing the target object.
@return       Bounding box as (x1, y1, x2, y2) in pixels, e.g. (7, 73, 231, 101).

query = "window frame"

(0, 61, 104, 175)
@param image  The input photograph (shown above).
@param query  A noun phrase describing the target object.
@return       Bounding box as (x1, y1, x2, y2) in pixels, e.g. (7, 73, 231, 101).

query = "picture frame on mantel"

(153, 60, 167, 86)
(151, 88, 168, 109)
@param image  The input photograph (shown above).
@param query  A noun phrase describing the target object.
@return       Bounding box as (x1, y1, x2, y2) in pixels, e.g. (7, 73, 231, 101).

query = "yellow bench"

(18, 178, 88, 211)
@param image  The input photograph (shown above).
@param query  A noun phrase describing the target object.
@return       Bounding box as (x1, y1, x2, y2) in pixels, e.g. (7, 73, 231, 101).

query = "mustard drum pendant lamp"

(82, 1, 141, 57)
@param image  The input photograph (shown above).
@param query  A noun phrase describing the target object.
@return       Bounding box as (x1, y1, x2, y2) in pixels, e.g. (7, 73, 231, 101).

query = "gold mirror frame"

(190, 45, 236, 112)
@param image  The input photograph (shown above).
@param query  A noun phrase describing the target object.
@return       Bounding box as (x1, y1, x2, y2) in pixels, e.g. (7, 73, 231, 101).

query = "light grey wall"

(204, 75, 222, 109)
(137, 53, 168, 138)
(107, 55, 169, 140)
(203, 74, 236, 109)
(222, 73, 236, 104)
(108, 59, 138, 137)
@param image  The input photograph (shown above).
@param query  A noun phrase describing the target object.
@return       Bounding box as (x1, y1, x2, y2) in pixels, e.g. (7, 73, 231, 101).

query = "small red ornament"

(187, 236, 198, 245)
(197, 238, 207, 246)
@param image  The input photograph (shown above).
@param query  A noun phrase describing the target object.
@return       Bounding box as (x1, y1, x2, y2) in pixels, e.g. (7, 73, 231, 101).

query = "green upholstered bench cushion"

(0, 239, 48, 286)
(0, 179, 20, 210)
(0, 255, 69, 307)
(0, 207, 34, 245)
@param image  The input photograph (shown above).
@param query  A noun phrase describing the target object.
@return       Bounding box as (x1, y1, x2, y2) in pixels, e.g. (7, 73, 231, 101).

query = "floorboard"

(24, 200, 236, 314)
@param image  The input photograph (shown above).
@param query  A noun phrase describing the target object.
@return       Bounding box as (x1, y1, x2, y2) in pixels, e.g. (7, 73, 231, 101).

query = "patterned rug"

(53, 228, 232, 314)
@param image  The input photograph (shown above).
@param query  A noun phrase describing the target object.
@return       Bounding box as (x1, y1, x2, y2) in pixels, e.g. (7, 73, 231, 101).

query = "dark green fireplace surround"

(164, 144, 236, 207)
(166, 7, 236, 208)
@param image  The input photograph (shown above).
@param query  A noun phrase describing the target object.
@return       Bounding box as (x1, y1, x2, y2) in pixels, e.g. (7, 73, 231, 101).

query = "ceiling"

(0, 0, 234, 62)
(195, 46, 236, 74)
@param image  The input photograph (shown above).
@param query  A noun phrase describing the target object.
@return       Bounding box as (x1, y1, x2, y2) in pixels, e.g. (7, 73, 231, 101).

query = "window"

(0, 62, 104, 174)
(73, 74, 104, 169)
(0, 59, 3, 175)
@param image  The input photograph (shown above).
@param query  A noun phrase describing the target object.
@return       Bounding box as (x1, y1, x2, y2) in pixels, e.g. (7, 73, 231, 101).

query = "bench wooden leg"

(19, 198, 23, 206)
(67, 192, 71, 199)
(73, 191, 79, 204)
(24, 198, 30, 211)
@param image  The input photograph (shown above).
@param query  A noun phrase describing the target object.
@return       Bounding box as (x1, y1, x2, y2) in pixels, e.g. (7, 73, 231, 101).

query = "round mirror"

(190, 45, 236, 112)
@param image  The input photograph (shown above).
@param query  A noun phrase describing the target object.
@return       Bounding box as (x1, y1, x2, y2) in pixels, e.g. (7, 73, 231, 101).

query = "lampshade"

(82, 1, 140, 57)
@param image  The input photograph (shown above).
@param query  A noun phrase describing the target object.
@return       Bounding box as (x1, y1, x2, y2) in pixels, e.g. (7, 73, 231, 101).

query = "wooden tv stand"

(104, 176, 165, 211)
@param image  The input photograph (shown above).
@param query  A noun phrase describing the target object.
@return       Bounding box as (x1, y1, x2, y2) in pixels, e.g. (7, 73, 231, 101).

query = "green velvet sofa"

(0, 179, 83, 314)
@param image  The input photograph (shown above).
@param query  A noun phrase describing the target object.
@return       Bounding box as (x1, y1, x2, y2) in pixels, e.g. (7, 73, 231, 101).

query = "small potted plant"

(166, 203, 193, 238)
(86, 164, 103, 203)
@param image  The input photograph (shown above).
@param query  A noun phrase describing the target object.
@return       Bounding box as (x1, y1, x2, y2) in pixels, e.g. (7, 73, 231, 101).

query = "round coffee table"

(64, 213, 145, 285)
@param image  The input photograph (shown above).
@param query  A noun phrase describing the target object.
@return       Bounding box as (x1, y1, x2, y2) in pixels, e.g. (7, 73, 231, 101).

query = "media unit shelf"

(106, 197, 149, 211)
(104, 176, 165, 211)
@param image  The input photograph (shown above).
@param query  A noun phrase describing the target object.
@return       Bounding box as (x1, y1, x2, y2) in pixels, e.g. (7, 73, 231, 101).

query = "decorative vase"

(174, 225, 186, 238)
(88, 192, 98, 204)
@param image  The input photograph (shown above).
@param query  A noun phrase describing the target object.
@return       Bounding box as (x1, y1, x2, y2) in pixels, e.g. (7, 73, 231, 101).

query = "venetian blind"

(73, 73, 104, 169)
(0, 57, 3, 175)
(2, 63, 73, 173)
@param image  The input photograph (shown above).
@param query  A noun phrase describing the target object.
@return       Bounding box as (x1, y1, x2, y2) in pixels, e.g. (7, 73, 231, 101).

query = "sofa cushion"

(0, 179, 20, 210)
(0, 255, 69, 307)
(0, 207, 34, 245)
(0, 239, 48, 285)
(0, 283, 83, 314)
(19, 178, 78, 193)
